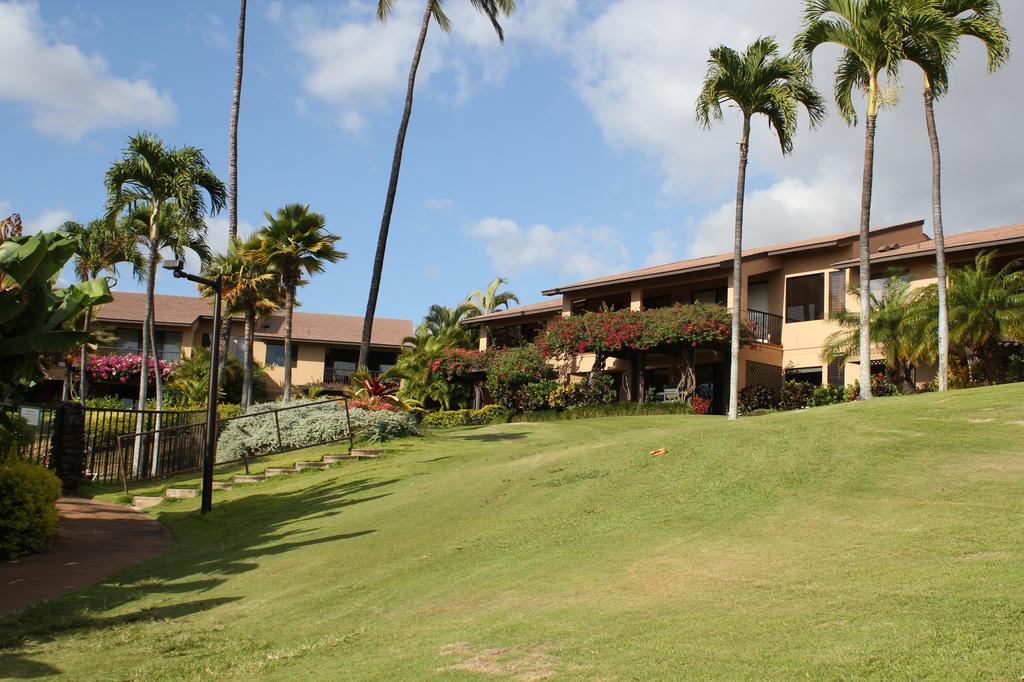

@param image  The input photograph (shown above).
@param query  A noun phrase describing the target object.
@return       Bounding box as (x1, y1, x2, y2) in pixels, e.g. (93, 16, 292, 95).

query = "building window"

(643, 294, 672, 310)
(786, 366, 823, 385)
(692, 287, 726, 305)
(827, 359, 844, 387)
(265, 342, 298, 368)
(828, 271, 846, 315)
(869, 269, 910, 300)
(785, 273, 824, 322)
(114, 328, 141, 353)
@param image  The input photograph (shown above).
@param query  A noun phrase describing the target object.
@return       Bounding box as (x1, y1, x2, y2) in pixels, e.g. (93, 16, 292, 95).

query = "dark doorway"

(695, 363, 727, 415)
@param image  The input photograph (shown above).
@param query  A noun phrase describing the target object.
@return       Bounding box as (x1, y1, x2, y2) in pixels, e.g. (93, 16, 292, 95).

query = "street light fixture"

(162, 259, 222, 514)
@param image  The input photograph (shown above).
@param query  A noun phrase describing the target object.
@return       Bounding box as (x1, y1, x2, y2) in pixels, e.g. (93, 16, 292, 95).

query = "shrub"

(779, 381, 815, 410)
(85, 396, 126, 410)
(845, 374, 902, 400)
(811, 384, 846, 407)
(421, 405, 509, 429)
(0, 413, 32, 465)
(215, 399, 417, 462)
(510, 401, 693, 423)
(217, 403, 241, 420)
(485, 345, 556, 411)
(738, 385, 780, 414)
(0, 461, 61, 560)
(692, 395, 712, 415)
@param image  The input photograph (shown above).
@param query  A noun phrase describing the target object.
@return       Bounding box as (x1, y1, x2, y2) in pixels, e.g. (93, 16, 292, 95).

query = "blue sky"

(2, 0, 1022, 325)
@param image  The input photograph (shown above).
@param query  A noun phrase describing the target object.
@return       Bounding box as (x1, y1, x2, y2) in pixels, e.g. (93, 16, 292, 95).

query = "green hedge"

(510, 401, 693, 423)
(0, 461, 62, 560)
(421, 405, 508, 429)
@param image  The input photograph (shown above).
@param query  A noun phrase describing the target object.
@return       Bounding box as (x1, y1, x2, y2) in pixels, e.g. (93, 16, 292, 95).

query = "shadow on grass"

(452, 431, 530, 442)
(0, 475, 400, 677)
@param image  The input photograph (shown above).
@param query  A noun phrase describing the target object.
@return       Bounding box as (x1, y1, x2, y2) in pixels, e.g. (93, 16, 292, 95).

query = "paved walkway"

(0, 497, 172, 614)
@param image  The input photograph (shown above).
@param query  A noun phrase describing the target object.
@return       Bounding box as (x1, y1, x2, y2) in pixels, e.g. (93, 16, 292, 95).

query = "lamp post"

(163, 259, 222, 514)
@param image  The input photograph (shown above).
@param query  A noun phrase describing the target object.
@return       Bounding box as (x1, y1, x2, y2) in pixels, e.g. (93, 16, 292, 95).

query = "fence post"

(273, 410, 282, 449)
(49, 402, 86, 494)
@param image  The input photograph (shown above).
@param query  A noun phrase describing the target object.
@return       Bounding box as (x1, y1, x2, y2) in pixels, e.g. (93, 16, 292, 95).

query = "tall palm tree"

(464, 276, 519, 317)
(697, 36, 825, 420)
(823, 272, 933, 394)
(105, 133, 226, 419)
(897, 0, 1009, 391)
(357, 0, 516, 370)
(253, 204, 346, 401)
(200, 236, 281, 408)
(220, 0, 249, 379)
(58, 219, 140, 404)
(796, 0, 951, 399)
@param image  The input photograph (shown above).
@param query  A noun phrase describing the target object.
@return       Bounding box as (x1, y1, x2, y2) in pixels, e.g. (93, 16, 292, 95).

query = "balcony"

(323, 367, 381, 386)
(94, 346, 183, 363)
(746, 309, 782, 345)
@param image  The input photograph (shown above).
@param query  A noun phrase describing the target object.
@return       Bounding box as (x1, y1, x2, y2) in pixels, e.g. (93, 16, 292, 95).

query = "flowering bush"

(347, 397, 399, 412)
(80, 354, 175, 384)
(738, 385, 780, 413)
(692, 395, 712, 415)
(547, 374, 617, 410)
(430, 348, 488, 381)
(484, 345, 556, 411)
(536, 303, 756, 360)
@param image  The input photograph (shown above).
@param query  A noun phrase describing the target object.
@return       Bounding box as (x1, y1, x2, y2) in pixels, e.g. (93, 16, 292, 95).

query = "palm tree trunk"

(283, 286, 294, 401)
(79, 306, 90, 406)
(357, 0, 433, 370)
(132, 245, 158, 473)
(857, 98, 878, 400)
(923, 84, 948, 392)
(147, 242, 165, 477)
(242, 306, 254, 408)
(728, 117, 750, 421)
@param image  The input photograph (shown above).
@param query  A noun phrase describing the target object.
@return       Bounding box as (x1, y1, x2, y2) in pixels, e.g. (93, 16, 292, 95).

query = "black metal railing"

(85, 407, 205, 482)
(747, 308, 783, 345)
(323, 368, 380, 385)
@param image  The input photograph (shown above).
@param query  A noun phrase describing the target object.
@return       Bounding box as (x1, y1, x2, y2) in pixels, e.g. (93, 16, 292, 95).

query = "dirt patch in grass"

(439, 642, 559, 681)
(958, 550, 1011, 561)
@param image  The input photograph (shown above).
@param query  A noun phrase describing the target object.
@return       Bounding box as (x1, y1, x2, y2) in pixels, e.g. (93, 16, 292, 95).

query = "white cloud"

(0, 1, 175, 140)
(567, 0, 1024, 252)
(468, 216, 630, 280)
(424, 197, 455, 211)
(24, 208, 73, 234)
(645, 228, 680, 266)
(266, 1, 284, 24)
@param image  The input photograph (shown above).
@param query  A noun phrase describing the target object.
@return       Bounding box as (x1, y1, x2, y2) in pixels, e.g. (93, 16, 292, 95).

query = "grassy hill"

(3, 384, 1023, 679)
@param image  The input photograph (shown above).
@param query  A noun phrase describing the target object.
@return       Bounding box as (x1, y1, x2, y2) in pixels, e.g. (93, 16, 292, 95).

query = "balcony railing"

(746, 309, 782, 345)
(323, 368, 381, 385)
(94, 346, 183, 363)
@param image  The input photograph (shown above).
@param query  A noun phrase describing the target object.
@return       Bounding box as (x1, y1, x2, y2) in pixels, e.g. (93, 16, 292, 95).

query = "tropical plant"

(941, 252, 1024, 383)
(0, 232, 113, 401)
(253, 204, 346, 401)
(342, 368, 422, 413)
(200, 235, 280, 408)
(394, 324, 464, 410)
(696, 35, 825, 420)
(423, 302, 475, 347)
(58, 219, 140, 404)
(822, 273, 933, 393)
(464, 276, 519, 318)
(358, 0, 516, 370)
(796, 0, 953, 399)
(896, 0, 1009, 391)
(104, 132, 225, 471)
(165, 346, 267, 407)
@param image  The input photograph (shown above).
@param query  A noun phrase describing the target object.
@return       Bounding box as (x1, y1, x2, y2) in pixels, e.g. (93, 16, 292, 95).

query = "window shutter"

(829, 271, 846, 315)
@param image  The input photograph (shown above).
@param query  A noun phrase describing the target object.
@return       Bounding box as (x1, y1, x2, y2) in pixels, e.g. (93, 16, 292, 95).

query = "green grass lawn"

(3, 384, 1023, 680)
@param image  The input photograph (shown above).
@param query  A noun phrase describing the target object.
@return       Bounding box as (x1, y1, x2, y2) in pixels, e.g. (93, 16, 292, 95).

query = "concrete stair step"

(295, 461, 330, 471)
(352, 448, 384, 458)
(265, 468, 299, 477)
(211, 481, 233, 490)
(322, 454, 357, 463)
(165, 488, 198, 499)
(132, 495, 165, 510)
(234, 474, 266, 484)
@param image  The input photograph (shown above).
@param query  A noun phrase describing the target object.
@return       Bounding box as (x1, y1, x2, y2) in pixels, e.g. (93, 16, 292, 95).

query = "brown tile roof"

(462, 299, 563, 326)
(541, 220, 926, 295)
(95, 292, 413, 348)
(832, 223, 1024, 268)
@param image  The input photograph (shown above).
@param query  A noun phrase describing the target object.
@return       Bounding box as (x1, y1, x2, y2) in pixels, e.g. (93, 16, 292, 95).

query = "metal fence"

(113, 398, 354, 486)
(84, 408, 205, 483)
(3, 403, 58, 465)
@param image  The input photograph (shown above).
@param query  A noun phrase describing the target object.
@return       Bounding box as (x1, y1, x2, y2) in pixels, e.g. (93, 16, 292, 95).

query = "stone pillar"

(49, 402, 86, 493)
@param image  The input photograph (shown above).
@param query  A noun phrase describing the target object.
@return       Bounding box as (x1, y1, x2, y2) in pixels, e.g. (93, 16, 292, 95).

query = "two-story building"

(464, 220, 1024, 413)
(70, 292, 412, 401)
